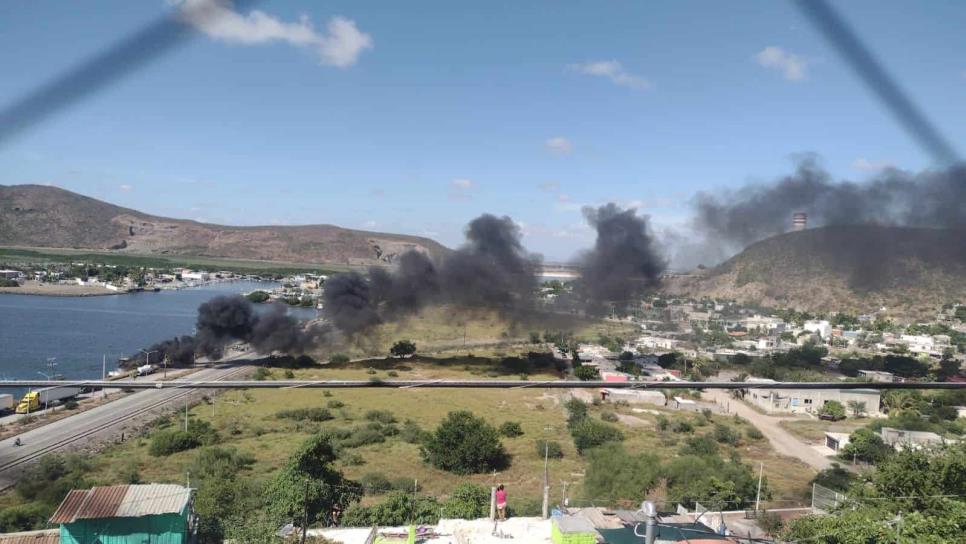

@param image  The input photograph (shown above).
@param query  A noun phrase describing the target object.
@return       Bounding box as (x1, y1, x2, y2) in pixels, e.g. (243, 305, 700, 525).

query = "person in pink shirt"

(495, 484, 508, 520)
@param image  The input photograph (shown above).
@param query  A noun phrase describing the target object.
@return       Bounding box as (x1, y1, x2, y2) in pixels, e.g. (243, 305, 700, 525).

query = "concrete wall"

(746, 388, 881, 416)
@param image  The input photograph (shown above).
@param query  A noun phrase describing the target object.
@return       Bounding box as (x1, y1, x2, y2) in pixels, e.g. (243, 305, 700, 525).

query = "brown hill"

(0, 184, 448, 266)
(665, 225, 966, 316)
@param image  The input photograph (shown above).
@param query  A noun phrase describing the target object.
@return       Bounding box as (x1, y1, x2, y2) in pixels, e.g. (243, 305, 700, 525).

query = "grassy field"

(0, 246, 348, 275)
(312, 305, 639, 360)
(779, 418, 872, 442)
(67, 356, 817, 513)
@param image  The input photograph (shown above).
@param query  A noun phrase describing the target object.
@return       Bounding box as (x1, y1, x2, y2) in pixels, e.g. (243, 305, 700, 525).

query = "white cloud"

(853, 157, 894, 172)
(119, 184, 132, 192)
(176, 0, 372, 68)
(545, 137, 573, 155)
(449, 178, 474, 200)
(537, 181, 559, 193)
(567, 60, 651, 90)
(755, 46, 807, 81)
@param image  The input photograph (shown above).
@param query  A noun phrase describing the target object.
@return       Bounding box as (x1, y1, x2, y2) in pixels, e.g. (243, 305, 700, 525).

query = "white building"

(744, 378, 882, 416)
(900, 334, 935, 354)
(742, 315, 786, 332)
(803, 320, 832, 339)
(180, 269, 210, 282)
(635, 336, 680, 351)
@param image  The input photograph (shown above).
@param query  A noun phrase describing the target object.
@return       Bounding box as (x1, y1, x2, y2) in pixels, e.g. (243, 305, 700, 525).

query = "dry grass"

(779, 418, 872, 442)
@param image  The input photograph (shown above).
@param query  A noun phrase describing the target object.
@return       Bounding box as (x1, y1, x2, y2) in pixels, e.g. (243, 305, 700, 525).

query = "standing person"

(495, 484, 508, 521)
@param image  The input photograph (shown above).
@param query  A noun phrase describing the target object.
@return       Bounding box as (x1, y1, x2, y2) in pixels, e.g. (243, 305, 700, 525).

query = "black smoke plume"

(249, 303, 324, 355)
(693, 160, 966, 254)
(575, 204, 666, 315)
(369, 250, 440, 319)
(194, 295, 258, 358)
(440, 214, 540, 314)
(126, 335, 197, 368)
(322, 272, 382, 336)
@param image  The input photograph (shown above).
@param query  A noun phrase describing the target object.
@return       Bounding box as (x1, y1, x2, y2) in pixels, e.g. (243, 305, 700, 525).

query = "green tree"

(570, 419, 624, 454)
(421, 411, 508, 474)
(818, 400, 846, 421)
(390, 340, 417, 358)
(574, 366, 600, 381)
(498, 421, 524, 438)
(811, 463, 854, 493)
(582, 443, 661, 504)
(245, 290, 270, 303)
(441, 483, 490, 519)
(847, 400, 868, 418)
(341, 491, 440, 526)
(840, 428, 892, 464)
(266, 433, 362, 527)
(564, 397, 588, 427)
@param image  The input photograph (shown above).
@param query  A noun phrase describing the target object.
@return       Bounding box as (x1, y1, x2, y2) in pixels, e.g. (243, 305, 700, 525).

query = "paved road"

(0, 362, 251, 490)
(705, 388, 832, 471)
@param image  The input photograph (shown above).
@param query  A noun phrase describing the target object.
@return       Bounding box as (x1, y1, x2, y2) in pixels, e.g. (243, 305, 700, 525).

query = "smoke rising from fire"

(685, 160, 966, 266)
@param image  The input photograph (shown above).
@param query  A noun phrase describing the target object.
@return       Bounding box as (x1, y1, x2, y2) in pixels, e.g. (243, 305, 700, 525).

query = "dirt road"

(706, 389, 832, 472)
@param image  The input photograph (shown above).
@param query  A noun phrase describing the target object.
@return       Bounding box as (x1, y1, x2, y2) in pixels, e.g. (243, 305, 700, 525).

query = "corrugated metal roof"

(49, 489, 91, 524)
(75, 485, 128, 520)
(116, 484, 191, 517)
(0, 529, 59, 544)
(49, 484, 192, 524)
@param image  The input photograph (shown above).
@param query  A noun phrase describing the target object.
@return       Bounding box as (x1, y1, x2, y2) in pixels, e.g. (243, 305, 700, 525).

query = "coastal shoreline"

(0, 282, 123, 297)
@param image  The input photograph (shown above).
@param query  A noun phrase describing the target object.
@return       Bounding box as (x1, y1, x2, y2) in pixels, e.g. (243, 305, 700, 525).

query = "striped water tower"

(792, 212, 808, 231)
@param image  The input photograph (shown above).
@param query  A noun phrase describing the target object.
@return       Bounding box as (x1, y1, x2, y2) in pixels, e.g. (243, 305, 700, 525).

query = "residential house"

(803, 320, 832, 339)
(880, 427, 952, 451)
(50, 484, 193, 544)
(744, 379, 881, 416)
(857, 370, 899, 383)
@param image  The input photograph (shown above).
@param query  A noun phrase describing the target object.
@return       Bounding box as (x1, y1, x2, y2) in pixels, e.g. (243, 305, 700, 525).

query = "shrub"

(441, 483, 490, 519)
(535, 440, 564, 459)
(360, 472, 392, 494)
(149, 429, 200, 456)
(64, 399, 79, 410)
(365, 410, 396, 425)
(400, 421, 430, 444)
(565, 398, 588, 427)
(600, 411, 619, 423)
(819, 400, 847, 421)
(327, 400, 345, 409)
(421, 411, 508, 474)
(276, 407, 334, 422)
(283, 369, 295, 379)
(329, 354, 350, 365)
(245, 290, 270, 303)
(342, 491, 439, 527)
(0, 503, 49, 533)
(387, 370, 399, 377)
(339, 428, 386, 449)
(656, 415, 670, 431)
(499, 421, 524, 438)
(570, 419, 624, 454)
(713, 423, 741, 446)
(390, 340, 417, 358)
(574, 366, 600, 381)
(746, 427, 764, 440)
(583, 443, 662, 503)
(680, 434, 719, 456)
(671, 419, 694, 434)
(252, 367, 271, 381)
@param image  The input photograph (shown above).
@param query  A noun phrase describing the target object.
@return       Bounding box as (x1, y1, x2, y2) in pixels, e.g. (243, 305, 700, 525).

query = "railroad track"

(0, 365, 250, 486)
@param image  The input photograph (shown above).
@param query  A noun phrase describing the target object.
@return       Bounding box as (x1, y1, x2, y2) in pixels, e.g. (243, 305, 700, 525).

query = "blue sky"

(1, 1, 963, 261)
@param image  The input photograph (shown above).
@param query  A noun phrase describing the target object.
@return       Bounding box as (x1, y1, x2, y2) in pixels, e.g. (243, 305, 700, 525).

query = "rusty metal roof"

(0, 530, 59, 544)
(49, 484, 192, 524)
(49, 489, 91, 524)
(116, 484, 191, 517)
(75, 485, 128, 520)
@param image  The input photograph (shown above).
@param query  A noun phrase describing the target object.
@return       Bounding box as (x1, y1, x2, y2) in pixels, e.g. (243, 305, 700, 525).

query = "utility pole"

(754, 462, 764, 514)
(301, 479, 309, 544)
(542, 425, 552, 519)
(184, 395, 189, 432)
(101, 355, 106, 396)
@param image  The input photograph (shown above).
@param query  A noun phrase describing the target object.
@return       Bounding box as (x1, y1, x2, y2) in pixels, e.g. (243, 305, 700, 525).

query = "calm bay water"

(0, 281, 317, 384)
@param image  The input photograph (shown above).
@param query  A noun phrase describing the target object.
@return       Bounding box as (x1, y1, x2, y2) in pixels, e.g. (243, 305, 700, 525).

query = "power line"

(2, 378, 963, 390)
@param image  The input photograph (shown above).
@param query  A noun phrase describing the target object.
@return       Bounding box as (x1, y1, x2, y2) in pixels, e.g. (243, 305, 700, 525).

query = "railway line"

(0, 363, 250, 490)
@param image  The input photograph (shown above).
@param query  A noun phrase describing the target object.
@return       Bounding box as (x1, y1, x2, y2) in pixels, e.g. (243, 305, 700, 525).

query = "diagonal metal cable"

(0, 1, 257, 146)
(794, 0, 960, 165)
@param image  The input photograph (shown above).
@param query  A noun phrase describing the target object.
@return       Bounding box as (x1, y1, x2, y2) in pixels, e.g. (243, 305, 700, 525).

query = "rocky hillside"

(665, 225, 966, 315)
(0, 184, 448, 266)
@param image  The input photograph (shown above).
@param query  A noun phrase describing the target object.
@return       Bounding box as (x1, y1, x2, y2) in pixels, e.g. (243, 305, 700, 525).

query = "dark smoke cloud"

(195, 295, 257, 358)
(440, 214, 540, 314)
(368, 250, 440, 319)
(127, 335, 196, 368)
(249, 303, 322, 355)
(322, 272, 382, 336)
(693, 160, 966, 254)
(575, 204, 665, 314)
